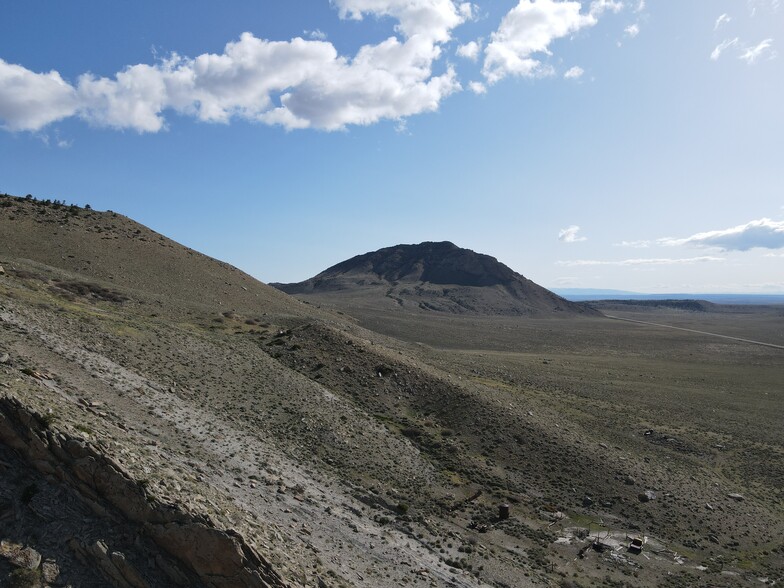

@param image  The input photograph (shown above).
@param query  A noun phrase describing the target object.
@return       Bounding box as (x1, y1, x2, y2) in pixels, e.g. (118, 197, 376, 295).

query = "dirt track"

(603, 314, 784, 350)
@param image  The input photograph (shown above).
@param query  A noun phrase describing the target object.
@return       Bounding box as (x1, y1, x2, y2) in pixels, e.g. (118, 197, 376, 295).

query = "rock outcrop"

(0, 396, 288, 588)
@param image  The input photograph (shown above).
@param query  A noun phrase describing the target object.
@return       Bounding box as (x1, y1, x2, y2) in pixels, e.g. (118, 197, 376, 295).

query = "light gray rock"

(42, 560, 60, 584)
(638, 490, 656, 502)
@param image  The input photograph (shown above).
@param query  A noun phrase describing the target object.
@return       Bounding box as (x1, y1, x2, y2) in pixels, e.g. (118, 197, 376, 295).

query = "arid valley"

(1, 195, 782, 587)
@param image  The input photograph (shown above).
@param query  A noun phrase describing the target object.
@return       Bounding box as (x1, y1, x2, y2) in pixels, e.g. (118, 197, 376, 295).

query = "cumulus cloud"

(739, 38, 775, 63)
(332, 0, 472, 42)
(0, 0, 474, 133)
(456, 40, 481, 61)
(0, 60, 79, 131)
(558, 225, 587, 243)
(711, 37, 739, 60)
(659, 218, 784, 251)
(563, 65, 584, 79)
(714, 13, 732, 30)
(557, 256, 725, 267)
(624, 23, 640, 38)
(589, 0, 624, 16)
(0, 0, 635, 134)
(482, 0, 597, 84)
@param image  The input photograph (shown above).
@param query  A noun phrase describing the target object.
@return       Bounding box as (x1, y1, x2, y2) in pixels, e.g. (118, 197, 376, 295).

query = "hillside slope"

(0, 195, 308, 320)
(273, 241, 595, 316)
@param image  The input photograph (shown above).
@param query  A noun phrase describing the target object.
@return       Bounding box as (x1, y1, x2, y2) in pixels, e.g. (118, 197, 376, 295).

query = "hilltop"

(273, 241, 594, 316)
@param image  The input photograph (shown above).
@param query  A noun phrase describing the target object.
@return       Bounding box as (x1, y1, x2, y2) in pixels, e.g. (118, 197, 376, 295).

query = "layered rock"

(0, 396, 288, 588)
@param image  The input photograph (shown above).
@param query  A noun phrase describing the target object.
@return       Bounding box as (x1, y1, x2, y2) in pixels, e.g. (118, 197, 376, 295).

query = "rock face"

(0, 397, 288, 588)
(274, 241, 595, 316)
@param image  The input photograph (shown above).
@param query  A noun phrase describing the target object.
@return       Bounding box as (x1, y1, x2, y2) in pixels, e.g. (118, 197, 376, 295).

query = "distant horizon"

(550, 287, 784, 296)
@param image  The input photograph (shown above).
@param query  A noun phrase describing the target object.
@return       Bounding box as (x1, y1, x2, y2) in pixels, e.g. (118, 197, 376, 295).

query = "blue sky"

(1, 0, 783, 293)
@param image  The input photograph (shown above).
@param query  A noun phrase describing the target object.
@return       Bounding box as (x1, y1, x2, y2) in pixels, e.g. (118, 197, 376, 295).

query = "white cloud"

(456, 40, 481, 61)
(748, 0, 781, 17)
(38, 130, 72, 149)
(558, 225, 587, 243)
(0, 59, 78, 131)
(624, 23, 640, 38)
(589, 0, 624, 16)
(711, 37, 739, 60)
(482, 0, 597, 84)
(635, 1, 646, 12)
(0, 0, 474, 133)
(659, 218, 784, 251)
(616, 240, 652, 248)
(739, 38, 775, 63)
(714, 13, 732, 30)
(564, 65, 584, 79)
(305, 29, 328, 41)
(332, 0, 471, 42)
(0, 0, 634, 134)
(557, 256, 725, 267)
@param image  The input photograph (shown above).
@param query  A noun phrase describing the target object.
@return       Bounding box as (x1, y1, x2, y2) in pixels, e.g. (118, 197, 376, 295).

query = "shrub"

(9, 568, 42, 588)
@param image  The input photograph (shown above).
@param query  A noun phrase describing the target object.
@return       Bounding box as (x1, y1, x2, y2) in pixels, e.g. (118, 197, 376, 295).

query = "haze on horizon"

(1, 0, 782, 294)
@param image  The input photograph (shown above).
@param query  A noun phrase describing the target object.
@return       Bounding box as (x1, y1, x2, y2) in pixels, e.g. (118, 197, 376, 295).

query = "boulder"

(42, 560, 60, 584)
(638, 490, 656, 502)
(0, 541, 42, 570)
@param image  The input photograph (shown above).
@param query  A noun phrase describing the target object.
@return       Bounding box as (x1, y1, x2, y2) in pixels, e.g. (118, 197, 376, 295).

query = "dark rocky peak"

(318, 241, 520, 287)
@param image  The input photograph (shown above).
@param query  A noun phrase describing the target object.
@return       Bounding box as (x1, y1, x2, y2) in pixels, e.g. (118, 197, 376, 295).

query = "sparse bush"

(38, 412, 58, 428)
(401, 427, 422, 440)
(9, 568, 43, 588)
(51, 281, 128, 303)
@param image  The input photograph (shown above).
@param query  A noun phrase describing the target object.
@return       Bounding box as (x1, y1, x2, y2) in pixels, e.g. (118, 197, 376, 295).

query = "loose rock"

(638, 490, 656, 502)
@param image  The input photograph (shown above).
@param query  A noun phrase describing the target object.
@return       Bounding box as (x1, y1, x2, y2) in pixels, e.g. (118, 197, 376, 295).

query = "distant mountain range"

(552, 288, 784, 305)
(273, 241, 596, 316)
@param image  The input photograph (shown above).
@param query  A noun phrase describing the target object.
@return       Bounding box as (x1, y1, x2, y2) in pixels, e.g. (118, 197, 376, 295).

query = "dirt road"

(603, 314, 784, 350)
